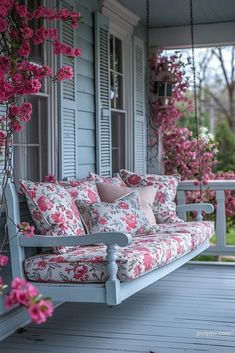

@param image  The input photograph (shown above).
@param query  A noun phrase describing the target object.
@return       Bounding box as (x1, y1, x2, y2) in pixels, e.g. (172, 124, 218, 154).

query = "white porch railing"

(177, 180, 235, 256)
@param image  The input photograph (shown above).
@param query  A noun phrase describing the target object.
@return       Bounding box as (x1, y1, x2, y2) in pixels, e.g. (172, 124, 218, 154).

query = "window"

(13, 0, 51, 182)
(13, 95, 49, 181)
(110, 34, 126, 174)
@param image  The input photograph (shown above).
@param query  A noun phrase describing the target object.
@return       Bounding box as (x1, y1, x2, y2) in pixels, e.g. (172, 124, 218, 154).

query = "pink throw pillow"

(20, 180, 86, 254)
(119, 169, 183, 224)
(96, 182, 157, 227)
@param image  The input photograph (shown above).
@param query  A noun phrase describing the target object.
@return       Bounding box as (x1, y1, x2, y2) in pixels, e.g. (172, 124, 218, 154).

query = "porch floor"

(1, 264, 235, 353)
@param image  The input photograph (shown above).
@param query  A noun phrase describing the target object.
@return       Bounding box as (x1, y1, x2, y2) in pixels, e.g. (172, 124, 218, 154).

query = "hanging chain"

(146, 0, 151, 168)
(190, 0, 203, 196)
(190, 0, 199, 141)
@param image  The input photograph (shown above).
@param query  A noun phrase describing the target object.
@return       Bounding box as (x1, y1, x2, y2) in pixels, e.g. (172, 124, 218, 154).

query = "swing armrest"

(18, 232, 132, 248)
(176, 203, 214, 221)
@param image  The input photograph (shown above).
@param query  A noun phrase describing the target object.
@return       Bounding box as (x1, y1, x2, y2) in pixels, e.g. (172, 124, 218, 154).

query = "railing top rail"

(178, 180, 235, 191)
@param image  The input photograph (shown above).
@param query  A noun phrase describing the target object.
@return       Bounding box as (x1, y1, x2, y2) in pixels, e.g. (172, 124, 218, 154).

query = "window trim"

(102, 0, 140, 172)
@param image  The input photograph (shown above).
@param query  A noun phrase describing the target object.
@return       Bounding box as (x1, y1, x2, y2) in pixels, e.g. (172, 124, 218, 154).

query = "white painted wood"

(176, 203, 214, 221)
(150, 21, 235, 49)
(95, 12, 112, 176)
(177, 180, 235, 255)
(216, 190, 227, 248)
(133, 36, 146, 174)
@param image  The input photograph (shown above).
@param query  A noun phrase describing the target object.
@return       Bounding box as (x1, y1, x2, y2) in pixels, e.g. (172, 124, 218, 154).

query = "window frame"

(102, 0, 140, 172)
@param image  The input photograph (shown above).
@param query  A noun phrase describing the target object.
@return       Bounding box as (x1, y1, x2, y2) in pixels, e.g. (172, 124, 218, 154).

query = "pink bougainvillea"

(0, 1, 82, 324)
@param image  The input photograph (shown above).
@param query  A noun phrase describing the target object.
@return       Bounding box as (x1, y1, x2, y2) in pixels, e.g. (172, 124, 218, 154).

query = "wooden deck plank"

(1, 264, 235, 353)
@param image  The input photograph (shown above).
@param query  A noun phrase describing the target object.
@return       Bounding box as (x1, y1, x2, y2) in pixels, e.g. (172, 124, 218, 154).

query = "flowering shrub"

(164, 127, 218, 180)
(150, 51, 235, 220)
(0, 1, 82, 324)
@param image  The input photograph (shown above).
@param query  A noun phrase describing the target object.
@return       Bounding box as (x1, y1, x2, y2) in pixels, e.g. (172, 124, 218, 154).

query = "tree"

(216, 120, 235, 172)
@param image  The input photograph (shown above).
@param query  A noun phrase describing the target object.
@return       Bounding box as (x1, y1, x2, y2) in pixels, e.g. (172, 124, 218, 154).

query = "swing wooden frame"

(5, 181, 214, 305)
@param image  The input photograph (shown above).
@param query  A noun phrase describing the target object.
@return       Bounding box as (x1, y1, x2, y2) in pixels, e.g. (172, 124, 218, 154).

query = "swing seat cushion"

(24, 221, 214, 283)
(157, 221, 214, 249)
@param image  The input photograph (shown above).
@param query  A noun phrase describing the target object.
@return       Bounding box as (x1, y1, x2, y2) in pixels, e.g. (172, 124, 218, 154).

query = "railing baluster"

(177, 190, 187, 221)
(215, 190, 227, 250)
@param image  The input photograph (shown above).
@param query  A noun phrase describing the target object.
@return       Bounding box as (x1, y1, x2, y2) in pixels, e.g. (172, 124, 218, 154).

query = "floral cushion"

(59, 179, 101, 204)
(96, 182, 158, 227)
(24, 232, 192, 283)
(89, 172, 127, 187)
(77, 192, 159, 236)
(19, 180, 85, 254)
(156, 221, 214, 249)
(119, 169, 183, 224)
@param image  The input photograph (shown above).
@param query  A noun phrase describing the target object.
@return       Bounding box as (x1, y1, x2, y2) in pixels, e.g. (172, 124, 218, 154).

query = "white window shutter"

(95, 13, 112, 177)
(133, 36, 146, 174)
(0, 104, 6, 191)
(59, 2, 78, 180)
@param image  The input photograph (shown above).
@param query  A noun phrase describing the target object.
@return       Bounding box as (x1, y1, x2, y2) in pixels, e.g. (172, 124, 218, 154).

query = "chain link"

(190, 0, 203, 194)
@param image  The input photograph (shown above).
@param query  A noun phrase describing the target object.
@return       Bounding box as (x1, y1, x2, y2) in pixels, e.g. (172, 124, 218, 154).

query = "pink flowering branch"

(0, 0, 83, 324)
(5, 277, 53, 324)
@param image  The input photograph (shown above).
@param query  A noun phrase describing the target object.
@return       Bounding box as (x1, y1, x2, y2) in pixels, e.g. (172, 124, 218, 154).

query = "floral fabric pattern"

(59, 178, 101, 204)
(89, 172, 127, 187)
(77, 192, 159, 236)
(20, 180, 85, 254)
(156, 221, 214, 249)
(24, 231, 193, 283)
(119, 169, 183, 224)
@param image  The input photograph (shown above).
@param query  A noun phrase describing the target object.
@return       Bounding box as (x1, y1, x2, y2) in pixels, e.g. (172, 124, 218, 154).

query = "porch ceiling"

(118, 0, 235, 47)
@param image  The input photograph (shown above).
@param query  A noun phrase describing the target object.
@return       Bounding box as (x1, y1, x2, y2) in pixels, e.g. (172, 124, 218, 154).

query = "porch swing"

(5, 0, 214, 306)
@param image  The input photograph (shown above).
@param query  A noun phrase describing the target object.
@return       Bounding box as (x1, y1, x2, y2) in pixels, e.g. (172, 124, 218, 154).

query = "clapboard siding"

(2, 264, 235, 352)
(78, 76, 94, 95)
(78, 130, 95, 147)
(75, 1, 97, 178)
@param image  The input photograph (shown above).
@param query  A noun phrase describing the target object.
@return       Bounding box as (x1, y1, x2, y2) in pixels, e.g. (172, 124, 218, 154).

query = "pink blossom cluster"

(0, 254, 9, 267)
(163, 127, 218, 180)
(53, 40, 82, 57)
(0, 1, 82, 138)
(5, 277, 53, 324)
(44, 174, 58, 184)
(9, 102, 32, 132)
(55, 66, 74, 81)
(0, 2, 81, 28)
(0, 0, 14, 17)
(17, 222, 35, 238)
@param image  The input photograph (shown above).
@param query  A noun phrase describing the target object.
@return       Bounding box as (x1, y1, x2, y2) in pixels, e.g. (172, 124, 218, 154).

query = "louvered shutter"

(95, 13, 112, 177)
(59, 2, 78, 179)
(133, 36, 146, 174)
(0, 104, 6, 194)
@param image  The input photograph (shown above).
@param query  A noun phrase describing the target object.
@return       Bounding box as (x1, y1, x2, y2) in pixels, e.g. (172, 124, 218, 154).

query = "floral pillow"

(78, 192, 159, 236)
(96, 182, 158, 227)
(119, 169, 183, 224)
(59, 178, 101, 204)
(89, 172, 127, 188)
(19, 180, 86, 254)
